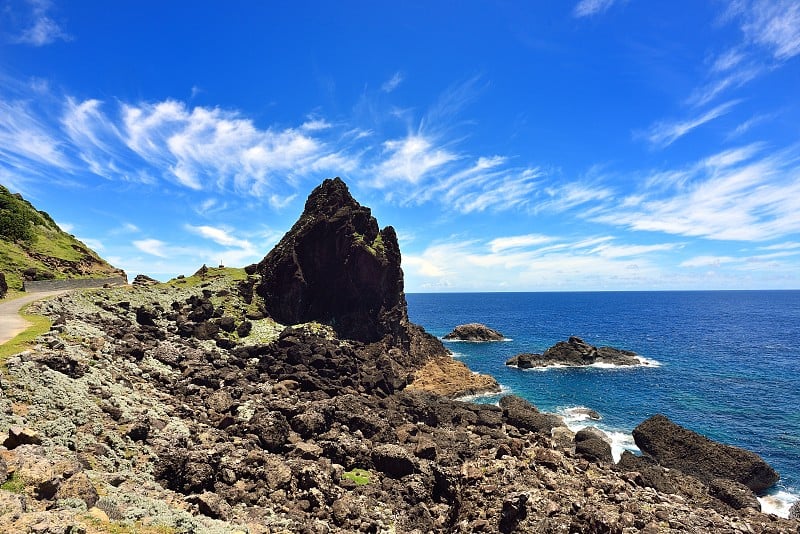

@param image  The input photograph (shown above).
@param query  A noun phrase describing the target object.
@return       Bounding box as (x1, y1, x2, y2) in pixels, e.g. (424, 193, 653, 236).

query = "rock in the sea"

(443, 323, 505, 341)
(251, 177, 408, 344)
(506, 336, 642, 368)
(632, 414, 779, 493)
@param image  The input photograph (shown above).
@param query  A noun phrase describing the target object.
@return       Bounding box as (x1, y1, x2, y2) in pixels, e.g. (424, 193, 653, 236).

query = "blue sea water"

(406, 291, 800, 516)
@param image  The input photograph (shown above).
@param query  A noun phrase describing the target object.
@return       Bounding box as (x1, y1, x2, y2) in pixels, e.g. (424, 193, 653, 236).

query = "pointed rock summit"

(252, 177, 409, 344)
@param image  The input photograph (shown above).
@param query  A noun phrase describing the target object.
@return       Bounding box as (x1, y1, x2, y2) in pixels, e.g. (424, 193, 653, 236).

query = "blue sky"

(1, 1, 799, 291)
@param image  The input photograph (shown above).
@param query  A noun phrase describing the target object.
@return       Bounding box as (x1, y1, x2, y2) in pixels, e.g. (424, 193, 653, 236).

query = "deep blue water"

(406, 291, 800, 513)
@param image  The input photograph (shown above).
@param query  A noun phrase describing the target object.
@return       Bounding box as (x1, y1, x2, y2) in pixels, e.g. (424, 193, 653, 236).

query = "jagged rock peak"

(252, 177, 409, 344)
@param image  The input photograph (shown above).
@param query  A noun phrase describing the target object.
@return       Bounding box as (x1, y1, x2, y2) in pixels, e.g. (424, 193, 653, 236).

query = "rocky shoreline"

(0, 178, 797, 533)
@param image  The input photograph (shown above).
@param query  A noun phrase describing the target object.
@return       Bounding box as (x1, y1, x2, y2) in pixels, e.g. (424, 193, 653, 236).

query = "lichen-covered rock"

(633, 414, 780, 492)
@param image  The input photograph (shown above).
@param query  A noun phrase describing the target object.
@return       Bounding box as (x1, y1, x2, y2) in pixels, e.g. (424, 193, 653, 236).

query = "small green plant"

(1, 472, 26, 493)
(342, 468, 371, 486)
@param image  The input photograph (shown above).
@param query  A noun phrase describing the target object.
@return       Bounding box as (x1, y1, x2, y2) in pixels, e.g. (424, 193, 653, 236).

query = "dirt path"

(0, 290, 68, 345)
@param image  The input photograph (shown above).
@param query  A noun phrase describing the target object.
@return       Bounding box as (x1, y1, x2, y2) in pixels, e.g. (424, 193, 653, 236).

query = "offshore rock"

(443, 323, 505, 341)
(252, 178, 409, 345)
(506, 336, 642, 368)
(633, 414, 779, 493)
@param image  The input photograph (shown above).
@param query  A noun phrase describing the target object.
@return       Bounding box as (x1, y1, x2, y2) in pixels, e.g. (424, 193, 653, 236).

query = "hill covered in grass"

(0, 184, 125, 294)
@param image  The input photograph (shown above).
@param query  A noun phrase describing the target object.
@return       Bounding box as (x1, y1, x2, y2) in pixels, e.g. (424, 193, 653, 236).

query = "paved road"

(0, 291, 68, 345)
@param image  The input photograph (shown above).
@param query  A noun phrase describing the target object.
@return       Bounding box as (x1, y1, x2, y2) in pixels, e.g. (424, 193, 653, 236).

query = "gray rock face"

(443, 323, 505, 341)
(633, 414, 779, 493)
(506, 336, 642, 368)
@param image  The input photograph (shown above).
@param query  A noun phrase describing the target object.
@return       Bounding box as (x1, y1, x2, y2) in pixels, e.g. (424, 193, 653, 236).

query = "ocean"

(406, 291, 800, 517)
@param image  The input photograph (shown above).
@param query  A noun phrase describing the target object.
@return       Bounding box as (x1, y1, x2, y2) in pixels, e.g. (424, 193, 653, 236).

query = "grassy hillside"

(0, 184, 125, 293)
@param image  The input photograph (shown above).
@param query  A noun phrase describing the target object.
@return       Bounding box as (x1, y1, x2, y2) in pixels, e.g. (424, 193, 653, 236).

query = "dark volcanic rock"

(499, 395, 565, 435)
(443, 323, 505, 341)
(251, 177, 409, 345)
(0, 272, 7, 298)
(506, 336, 643, 368)
(633, 414, 779, 493)
(709, 478, 761, 511)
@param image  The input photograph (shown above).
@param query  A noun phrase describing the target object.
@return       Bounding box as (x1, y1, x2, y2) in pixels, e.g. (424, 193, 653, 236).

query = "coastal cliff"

(0, 178, 796, 533)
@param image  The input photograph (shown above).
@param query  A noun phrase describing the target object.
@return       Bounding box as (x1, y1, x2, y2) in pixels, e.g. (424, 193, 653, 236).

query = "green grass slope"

(0, 184, 125, 293)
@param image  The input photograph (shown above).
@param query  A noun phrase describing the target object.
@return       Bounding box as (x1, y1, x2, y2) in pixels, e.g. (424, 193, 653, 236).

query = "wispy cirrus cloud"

(381, 71, 405, 93)
(11, 0, 72, 46)
(641, 100, 739, 148)
(133, 238, 169, 258)
(734, 0, 800, 60)
(184, 224, 253, 249)
(573, 0, 619, 18)
(593, 143, 800, 241)
(0, 99, 72, 172)
(404, 233, 678, 291)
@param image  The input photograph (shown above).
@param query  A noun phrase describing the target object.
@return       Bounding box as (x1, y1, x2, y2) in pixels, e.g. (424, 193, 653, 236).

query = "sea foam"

(758, 488, 799, 518)
(559, 405, 640, 463)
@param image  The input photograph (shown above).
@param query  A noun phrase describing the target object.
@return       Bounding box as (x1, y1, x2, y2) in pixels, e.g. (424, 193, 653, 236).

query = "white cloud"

(15, 16, 71, 46)
(573, 0, 618, 18)
(381, 71, 405, 93)
(371, 134, 458, 187)
(0, 100, 71, 171)
(679, 255, 738, 268)
(711, 49, 746, 73)
(643, 100, 739, 148)
(489, 234, 554, 253)
(404, 234, 677, 291)
(185, 224, 252, 249)
(593, 145, 800, 241)
(300, 118, 332, 131)
(740, 0, 800, 60)
(133, 239, 169, 258)
(79, 237, 105, 251)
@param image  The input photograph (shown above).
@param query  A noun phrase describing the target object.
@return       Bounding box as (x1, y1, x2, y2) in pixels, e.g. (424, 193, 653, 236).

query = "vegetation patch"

(0, 306, 52, 366)
(342, 468, 371, 486)
(0, 472, 25, 493)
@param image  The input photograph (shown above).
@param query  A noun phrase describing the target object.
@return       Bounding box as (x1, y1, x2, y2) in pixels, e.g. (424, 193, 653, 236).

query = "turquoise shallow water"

(406, 290, 800, 515)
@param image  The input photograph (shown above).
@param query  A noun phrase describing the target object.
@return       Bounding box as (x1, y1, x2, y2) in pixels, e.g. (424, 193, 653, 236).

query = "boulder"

(574, 437, 613, 464)
(443, 323, 505, 341)
(3, 426, 43, 449)
(506, 336, 642, 368)
(372, 444, 416, 478)
(0, 272, 7, 298)
(131, 274, 159, 286)
(632, 414, 779, 493)
(499, 395, 565, 435)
